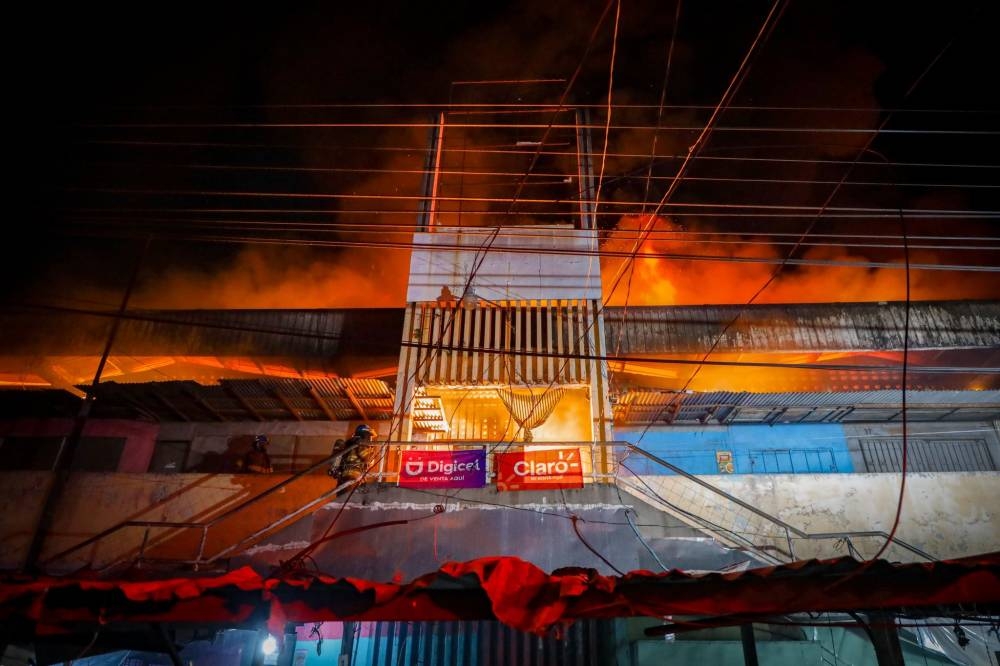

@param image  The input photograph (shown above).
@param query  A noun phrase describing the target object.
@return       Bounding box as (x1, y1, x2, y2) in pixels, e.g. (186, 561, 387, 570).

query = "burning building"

(0, 106, 998, 665)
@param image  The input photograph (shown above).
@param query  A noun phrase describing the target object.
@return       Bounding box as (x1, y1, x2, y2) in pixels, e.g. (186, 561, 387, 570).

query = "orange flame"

(601, 215, 1000, 306)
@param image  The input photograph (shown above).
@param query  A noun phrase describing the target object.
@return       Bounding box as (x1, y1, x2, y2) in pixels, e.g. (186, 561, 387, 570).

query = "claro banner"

(397, 449, 487, 489)
(495, 448, 584, 491)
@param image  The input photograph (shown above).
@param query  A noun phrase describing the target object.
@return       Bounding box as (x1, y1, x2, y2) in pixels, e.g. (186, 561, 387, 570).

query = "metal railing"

(40, 440, 935, 573)
(42, 446, 362, 572)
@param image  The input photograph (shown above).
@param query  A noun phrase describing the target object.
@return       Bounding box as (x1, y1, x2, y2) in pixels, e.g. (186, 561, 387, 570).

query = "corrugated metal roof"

(85, 378, 396, 423)
(605, 300, 1000, 353)
(615, 389, 1000, 425)
(0, 307, 404, 358)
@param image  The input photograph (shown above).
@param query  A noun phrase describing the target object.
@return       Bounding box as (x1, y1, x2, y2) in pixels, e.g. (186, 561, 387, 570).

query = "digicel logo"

(403, 458, 482, 477)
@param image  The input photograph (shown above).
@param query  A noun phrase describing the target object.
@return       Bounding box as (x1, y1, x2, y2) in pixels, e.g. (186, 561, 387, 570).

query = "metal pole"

(23, 237, 151, 572)
(866, 612, 905, 666)
(740, 624, 760, 666)
(277, 624, 298, 666)
(154, 623, 184, 666)
(340, 621, 356, 666)
(251, 630, 267, 666)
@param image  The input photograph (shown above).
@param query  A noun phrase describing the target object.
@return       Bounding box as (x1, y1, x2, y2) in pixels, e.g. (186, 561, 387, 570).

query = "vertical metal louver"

(407, 301, 596, 387)
(351, 619, 613, 666)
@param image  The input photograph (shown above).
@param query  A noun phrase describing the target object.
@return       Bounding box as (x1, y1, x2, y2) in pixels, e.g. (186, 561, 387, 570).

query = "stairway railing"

(41, 440, 935, 573)
(41, 446, 361, 572)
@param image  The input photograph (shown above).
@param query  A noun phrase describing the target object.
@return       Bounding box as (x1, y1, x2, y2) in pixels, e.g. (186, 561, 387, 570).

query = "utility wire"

(51, 224, 1000, 272)
(593, 0, 621, 216)
(58, 206, 1000, 219)
(74, 138, 1000, 170)
(62, 160, 1000, 190)
(56, 188, 1000, 216)
(47, 217, 1000, 245)
(76, 120, 1000, 135)
(419, 0, 627, 574)
(375, 0, 620, 466)
(57, 220, 1000, 252)
(78, 101, 1000, 112)
(868, 155, 911, 564)
(627, 21, 963, 568)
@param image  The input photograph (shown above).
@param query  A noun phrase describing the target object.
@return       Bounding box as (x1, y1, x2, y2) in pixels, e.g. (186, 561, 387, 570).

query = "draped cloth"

(496, 387, 565, 442)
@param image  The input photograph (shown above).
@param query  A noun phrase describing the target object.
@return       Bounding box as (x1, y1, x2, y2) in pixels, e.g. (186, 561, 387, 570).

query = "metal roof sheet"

(605, 300, 1000, 354)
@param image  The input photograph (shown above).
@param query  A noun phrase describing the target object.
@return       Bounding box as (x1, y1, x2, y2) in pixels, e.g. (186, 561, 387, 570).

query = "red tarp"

(1, 553, 998, 637)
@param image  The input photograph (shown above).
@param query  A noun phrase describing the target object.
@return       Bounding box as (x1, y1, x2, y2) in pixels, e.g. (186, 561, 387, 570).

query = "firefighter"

(240, 434, 274, 473)
(328, 424, 376, 483)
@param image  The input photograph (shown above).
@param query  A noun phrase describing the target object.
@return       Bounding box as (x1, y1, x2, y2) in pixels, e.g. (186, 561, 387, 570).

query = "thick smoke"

(601, 215, 1000, 305)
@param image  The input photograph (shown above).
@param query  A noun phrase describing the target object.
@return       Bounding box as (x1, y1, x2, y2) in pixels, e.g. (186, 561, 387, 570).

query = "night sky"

(8, 0, 999, 310)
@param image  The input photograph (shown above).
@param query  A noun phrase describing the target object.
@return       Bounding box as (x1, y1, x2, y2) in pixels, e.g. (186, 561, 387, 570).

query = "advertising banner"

(397, 449, 487, 489)
(495, 448, 584, 491)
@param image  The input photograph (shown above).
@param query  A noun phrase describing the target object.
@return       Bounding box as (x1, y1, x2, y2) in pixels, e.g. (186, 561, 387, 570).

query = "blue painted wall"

(614, 424, 853, 475)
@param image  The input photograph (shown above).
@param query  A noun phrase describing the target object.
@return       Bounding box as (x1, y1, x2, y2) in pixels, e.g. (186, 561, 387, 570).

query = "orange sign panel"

(495, 448, 584, 491)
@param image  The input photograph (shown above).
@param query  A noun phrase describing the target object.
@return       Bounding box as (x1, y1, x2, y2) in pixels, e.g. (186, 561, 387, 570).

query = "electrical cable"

(68, 159, 1000, 191)
(593, 0, 621, 217)
(74, 138, 1000, 170)
(641, 0, 683, 214)
(867, 157, 911, 563)
(629, 29, 961, 455)
(59, 222, 999, 251)
(67, 187, 1000, 214)
(383, 0, 618, 457)
(612, 0, 683, 395)
(570, 515, 625, 575)
(54, 206, 1000, 219)
(616, 483, 670, 572)
(505, 0, 617, 213)
(52, 222, 1000, 272)
(555, 0, 625, 566)
(78, 100, 1000, 113)
(47, 215, 1000, 246)
(76, 119, 1000, 135)
(274, 3, 628, 575)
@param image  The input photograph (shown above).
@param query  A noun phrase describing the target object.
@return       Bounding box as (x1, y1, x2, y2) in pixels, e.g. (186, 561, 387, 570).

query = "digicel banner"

(398, 449, 487, 489)
(495, 448, 584, 491)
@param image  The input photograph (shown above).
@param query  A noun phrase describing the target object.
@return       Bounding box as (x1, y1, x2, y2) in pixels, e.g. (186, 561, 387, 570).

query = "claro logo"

(403, 458, 483, 477)
(512, 459, 576, 475)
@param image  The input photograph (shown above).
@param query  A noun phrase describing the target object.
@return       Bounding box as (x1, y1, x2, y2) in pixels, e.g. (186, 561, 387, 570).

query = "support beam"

(308, 385, 339, 422)
(183, 387, 228, 422)
(272, 389, 303, 421)
(223, 383, 264, 422)
(38, 362, 86, 398)
(152, 392, 190, 422)
(344, 386, 369, 421)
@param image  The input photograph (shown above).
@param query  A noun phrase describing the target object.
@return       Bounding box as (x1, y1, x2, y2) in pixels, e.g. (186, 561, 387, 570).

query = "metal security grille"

(858, 438, 997, 472)
(410, 301, 594, 386)
(351, 619, 613, 666)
